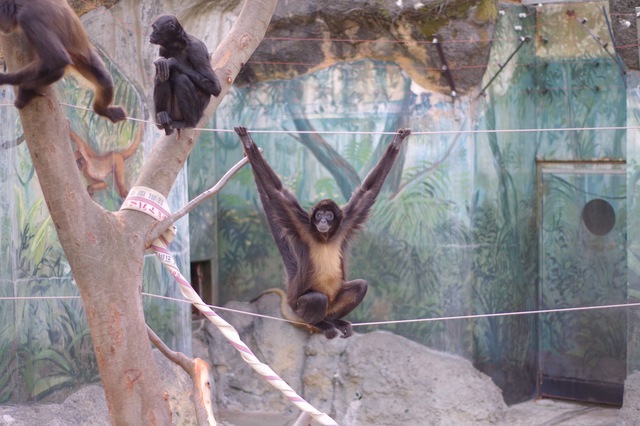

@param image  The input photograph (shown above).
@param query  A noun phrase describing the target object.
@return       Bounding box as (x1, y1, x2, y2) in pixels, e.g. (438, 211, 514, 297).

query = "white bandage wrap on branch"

(121, 186, 338, 426)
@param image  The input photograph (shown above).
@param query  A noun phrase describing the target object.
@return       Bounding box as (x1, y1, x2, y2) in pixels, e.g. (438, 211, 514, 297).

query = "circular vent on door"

(581, 198, 615, 236)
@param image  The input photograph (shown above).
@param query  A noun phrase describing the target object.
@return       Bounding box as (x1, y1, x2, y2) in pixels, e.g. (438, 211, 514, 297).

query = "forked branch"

(147, 326, 215, 425)
(146, 153, 252, 246)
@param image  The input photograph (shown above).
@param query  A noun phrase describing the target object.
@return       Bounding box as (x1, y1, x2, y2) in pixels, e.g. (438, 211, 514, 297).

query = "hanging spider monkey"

(71, 125, 143, 199)
(150, 15, 221, 135)
(0, 0, 127, 122)
(235, 126, 412, 339)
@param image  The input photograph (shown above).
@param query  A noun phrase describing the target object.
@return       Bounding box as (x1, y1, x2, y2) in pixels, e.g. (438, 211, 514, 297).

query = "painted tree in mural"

(0, 0, 277, 424)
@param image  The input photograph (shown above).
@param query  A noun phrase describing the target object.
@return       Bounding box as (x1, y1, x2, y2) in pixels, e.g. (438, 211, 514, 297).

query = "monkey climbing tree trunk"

(0, 0, 276, 424)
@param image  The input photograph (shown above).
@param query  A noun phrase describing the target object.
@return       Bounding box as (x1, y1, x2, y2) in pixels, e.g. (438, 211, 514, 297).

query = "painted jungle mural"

(0, 59, 191, 402)
(0, 1, 637, 407)
(188, 4, 631, 404)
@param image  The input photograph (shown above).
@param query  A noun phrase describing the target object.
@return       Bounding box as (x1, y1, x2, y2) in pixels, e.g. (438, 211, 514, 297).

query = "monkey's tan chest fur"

(309, 240, 343, 302)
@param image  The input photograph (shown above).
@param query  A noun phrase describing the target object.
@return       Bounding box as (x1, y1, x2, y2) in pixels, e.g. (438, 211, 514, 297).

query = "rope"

(120, 186, 337, 426)
(53, 101, 640, 135)
(3, 293, 639, 329)
(140, 292, 640, 329)
(1, 102, 637, 137)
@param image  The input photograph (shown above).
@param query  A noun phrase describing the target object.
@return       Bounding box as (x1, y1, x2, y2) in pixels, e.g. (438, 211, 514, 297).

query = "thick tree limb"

(0, 0, 277, 424)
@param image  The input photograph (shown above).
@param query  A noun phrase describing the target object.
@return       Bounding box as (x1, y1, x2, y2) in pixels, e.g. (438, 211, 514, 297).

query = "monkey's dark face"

(314, 209, 335, 233)
(150, 15, 181, 46)
(310, 200, 342, 238)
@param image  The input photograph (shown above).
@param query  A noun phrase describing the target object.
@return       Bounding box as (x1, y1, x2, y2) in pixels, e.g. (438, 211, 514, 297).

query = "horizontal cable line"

(2, 103, 638, 137)
(143, 293, 640, 328)
(194, 125, 640, 136)
(260, 37, 638, 50)
(354, 302, 640, 327)
(246, 57, 638, 71)
(3, 293, 639, 329)
(145, 293, 308, 326)
(247, 59, 490, 71)
(0, 295, 81, 300)
(263, 36, 495, 45)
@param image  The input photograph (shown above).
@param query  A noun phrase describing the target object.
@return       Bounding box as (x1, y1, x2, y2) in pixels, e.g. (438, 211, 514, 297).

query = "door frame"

(535, 159, 627, 405)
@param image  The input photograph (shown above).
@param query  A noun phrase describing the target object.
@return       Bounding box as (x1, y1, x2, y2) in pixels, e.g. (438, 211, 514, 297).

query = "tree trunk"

(0, 0, 276, 423)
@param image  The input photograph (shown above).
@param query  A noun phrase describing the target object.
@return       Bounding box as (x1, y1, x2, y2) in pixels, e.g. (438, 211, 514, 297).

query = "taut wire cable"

(3, 293, 638, 329)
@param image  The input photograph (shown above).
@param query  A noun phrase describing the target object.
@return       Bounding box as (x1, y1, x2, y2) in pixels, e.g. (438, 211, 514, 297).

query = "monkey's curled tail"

(251, 288, 319, 333)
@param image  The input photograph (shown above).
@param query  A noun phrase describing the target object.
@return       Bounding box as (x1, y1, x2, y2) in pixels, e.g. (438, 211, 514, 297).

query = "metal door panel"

(538, 163, 626, 405)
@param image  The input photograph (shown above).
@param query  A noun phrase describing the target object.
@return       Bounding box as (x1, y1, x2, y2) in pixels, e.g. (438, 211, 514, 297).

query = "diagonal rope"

(121, 186, 337, 426)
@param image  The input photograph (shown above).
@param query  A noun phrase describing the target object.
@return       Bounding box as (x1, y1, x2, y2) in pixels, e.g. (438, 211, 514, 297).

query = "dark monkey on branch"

(235, 126, 412, 339)
(150, 15, 221, 135)
(0, 0, 127, 122)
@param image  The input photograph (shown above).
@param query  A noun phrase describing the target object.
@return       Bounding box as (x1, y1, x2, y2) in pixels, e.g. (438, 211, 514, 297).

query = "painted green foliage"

(0, 58, 190, 402)
(188, 4, 630, 403)
(626, 73, 640, 373)
(0, 1, 634, 406)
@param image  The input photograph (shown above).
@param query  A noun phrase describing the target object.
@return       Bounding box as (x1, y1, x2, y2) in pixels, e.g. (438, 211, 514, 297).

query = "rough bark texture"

(609, 0, 639, 71)
(0, 0, 276, 423)
(235, 0, 498, 94)
(67, 0, 639, 95)
(228, 0, 640, 91)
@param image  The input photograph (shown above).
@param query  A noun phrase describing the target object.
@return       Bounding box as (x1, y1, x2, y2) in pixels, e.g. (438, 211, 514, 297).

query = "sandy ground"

(219, 398, 620, 425)
(502, 399, 619, 426)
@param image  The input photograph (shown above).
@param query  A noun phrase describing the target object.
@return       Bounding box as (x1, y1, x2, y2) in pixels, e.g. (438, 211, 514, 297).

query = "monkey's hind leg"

(13, 67, 66, 109)
(293, 290, 332, 337)
(294, 291, 328, 324)
(14, 87, 48, 109)
(155, 111, 174, 135)
(171, 73, 210, 129)
(252, 288, 318, 333)
(312, 320, 341, 339)
(324, 279, 368, 338)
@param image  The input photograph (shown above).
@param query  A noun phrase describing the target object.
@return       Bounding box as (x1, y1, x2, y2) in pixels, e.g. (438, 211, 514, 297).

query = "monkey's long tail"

(122, 186, 338, 426)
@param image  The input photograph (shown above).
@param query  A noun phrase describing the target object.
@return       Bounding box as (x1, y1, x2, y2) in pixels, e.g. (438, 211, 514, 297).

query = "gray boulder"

(620, 370, 640, 425)
(199, 293, 508, 425)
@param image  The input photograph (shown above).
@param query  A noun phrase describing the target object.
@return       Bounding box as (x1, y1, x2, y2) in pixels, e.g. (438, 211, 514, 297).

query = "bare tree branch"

(286, 109, 362, 200)
(146, 152, 254, 246)
(147, 326, 215, 426)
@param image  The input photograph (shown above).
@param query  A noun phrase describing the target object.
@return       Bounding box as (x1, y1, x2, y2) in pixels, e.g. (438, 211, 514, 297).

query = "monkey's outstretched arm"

(362, 128, 411, 189)
(235, 126, 303, 278)
(235, 126, 307, 213)
(235, 126, 309, 231)
(235, 126, 286, 193)
(342, 128, 411, 231)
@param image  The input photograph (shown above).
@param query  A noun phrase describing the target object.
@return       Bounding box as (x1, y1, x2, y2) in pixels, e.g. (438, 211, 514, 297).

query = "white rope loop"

(121, 186, 338, 426)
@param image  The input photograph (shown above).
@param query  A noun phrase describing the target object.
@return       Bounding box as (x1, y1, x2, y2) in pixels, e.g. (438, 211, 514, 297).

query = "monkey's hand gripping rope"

(121, 186, 338, 426)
